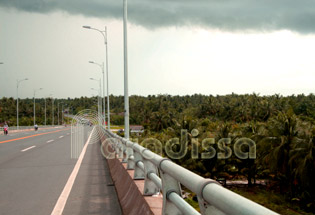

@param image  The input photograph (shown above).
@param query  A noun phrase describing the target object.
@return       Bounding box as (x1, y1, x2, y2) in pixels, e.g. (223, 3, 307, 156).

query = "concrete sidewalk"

(63, 139, 122, 215)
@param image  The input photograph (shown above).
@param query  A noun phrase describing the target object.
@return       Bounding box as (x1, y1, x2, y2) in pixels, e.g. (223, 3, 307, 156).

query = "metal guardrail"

(100, 127, 278, 215)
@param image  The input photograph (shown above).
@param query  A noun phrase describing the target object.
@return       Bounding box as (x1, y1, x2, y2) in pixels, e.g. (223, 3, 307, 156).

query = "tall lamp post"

(58, 102, 64, 125)
(58, 103, 59, 125)
(91, 93, 97, 106)
(61, 104, 65, 125)
(44, 97, 46, 126)
(91, 89, 100, 113)
(83, 25, 110, 130)
(90, 78, 102, 125)
(88, 61, 108, 127)
(52, 96, 54, 126)
(45, 94, 53, 126)
(123, 0, 129, 138)
(33, 88, 43, 126)
(16, 78, 28, 129)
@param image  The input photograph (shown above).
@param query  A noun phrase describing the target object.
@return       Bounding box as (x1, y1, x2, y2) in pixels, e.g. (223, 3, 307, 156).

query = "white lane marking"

(47, 140, 54, 143)
(21, 146, 36, 152)
(59, 136, 64, 138)
(51, 127, 94, 215)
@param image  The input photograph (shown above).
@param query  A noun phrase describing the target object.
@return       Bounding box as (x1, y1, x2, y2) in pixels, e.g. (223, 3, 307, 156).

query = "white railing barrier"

(101, 128, 278, 215)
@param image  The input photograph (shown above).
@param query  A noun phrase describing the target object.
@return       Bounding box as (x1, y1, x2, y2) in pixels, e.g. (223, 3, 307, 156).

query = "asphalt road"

(0, 126, 121, 215)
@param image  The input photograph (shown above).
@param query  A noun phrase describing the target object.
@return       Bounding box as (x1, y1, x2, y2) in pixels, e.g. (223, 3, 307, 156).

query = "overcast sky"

(0, 0, 314, 98)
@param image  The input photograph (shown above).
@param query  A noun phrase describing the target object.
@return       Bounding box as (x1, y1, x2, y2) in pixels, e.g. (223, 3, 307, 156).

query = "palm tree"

(263, 110, 299, 195)
(289, 128, 315, 201)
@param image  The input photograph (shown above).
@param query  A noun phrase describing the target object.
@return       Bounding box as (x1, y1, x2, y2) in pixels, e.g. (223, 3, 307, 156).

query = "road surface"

(0, 126, 121, 215)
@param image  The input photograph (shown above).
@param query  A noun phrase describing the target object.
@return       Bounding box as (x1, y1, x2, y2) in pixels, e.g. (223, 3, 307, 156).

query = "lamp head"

(89, 61, 94, 64)
(83, 25, 91, 29)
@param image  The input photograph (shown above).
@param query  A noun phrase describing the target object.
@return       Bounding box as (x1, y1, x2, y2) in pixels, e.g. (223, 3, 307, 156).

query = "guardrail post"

(159, 160, 182, 215)
(118, 144, 124, 159)
(142, 150, 159, 195)
(114, 137, 124, 159)
(122, 143, 128, 163)
(133, 151, 145, 179)
(197, 196, 225, 215)
(110, 136, 121, 158)
(196, 179, 225, 215)
(126, 141, 135, 169)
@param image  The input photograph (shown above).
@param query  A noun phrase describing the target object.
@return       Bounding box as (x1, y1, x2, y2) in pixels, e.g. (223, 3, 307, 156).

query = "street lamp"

(51, 96, 54, 126)
(90, 78, 102, 125)
(89, 60, 107, 127)
(91, 88, 100, 111)
(0, 62, 3, 64)
(83, 25, 110, 130)
(58, 103, 59, 125)
(58, 102, 64, 125)
(91, 87, 101, 125)
(45, 97, 46, 126)
(45, 94, 53, 126)
(16, 78, 28, 130)
(34, 88, 43, 126)
(123, 0, 130, 138)
(62, 104, 66, 125)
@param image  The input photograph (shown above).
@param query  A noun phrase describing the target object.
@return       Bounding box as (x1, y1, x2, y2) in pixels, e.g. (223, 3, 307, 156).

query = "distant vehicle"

(3, 127, 8, 135)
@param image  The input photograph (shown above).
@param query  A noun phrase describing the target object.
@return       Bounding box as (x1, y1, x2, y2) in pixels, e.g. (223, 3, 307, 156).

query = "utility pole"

(123, 0, 130, 139)
(16, 78, 28, 129)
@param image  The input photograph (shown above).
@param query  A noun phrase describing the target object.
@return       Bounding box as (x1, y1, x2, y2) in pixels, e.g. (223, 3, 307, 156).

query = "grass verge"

(229, 186, 313, 215)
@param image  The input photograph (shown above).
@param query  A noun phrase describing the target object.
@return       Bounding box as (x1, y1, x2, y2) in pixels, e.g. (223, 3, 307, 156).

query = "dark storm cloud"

(1, 0, 315, 33)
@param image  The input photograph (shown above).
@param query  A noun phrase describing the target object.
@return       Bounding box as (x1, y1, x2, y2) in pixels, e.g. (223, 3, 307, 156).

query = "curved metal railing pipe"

(100, 128, 278, 215)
